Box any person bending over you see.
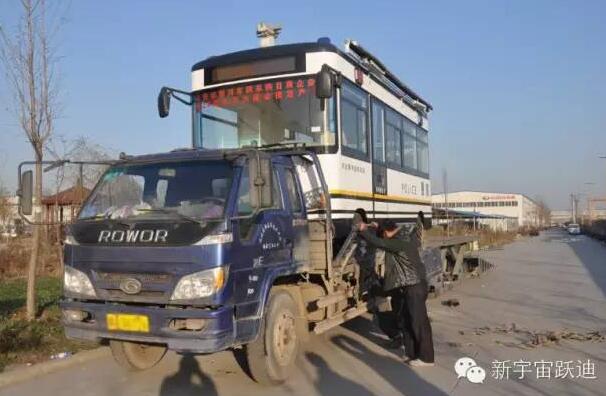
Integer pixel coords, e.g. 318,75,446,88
357,219,435,367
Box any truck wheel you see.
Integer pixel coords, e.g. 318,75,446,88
246,290,300,385
109,340,167,371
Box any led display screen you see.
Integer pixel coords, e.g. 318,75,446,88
210,56,296,83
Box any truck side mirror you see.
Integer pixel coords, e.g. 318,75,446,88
19,170,33,215
158,87,171,118
249,156,273,209
315,65,333,99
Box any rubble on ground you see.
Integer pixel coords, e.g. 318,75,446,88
469,323,605,348
441,298,460,307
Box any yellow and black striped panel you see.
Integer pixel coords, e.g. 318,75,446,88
328,189,431,206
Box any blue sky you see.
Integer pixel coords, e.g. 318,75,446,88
1,0,605,209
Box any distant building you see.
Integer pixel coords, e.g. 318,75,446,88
0,195,36,236
550,210,573,225
41,185,90,224
432,191,542,229
551,209,606,225
0,185,89,237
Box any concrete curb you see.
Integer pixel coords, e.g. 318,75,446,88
0,347,110,389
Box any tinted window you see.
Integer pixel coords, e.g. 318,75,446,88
237,167,283,215
195,77,336,150
385,123,402,166
237,170,253,216
284,168,302,213
371,100,385,163
80,161,233,221
385,108,403,167
416,128,429,174
403,121,417,170
341,81,368,156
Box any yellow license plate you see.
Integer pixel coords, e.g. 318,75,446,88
106,313,150,332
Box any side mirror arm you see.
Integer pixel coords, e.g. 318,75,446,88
158,86,193,118
15,159,115,226
168,87,193,106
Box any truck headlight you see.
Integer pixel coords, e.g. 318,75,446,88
64,266,96,297
170,267,227,301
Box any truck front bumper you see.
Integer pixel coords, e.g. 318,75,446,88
60,300,235,354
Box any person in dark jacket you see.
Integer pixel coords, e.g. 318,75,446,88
352,209,375,271
357,217,435,367
351,210,402,341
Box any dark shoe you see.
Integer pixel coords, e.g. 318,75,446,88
384,337,403,349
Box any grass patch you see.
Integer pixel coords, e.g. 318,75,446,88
0,277,62,317
0,277,96,372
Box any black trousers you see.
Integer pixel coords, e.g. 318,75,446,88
390,282,434,363
376,310,400,340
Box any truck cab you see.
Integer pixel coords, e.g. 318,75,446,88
56,147,338,383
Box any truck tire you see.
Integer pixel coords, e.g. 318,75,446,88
109,340,167,371
246,290,300,385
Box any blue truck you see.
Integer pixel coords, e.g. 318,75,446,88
19,144,370,384
16,36,445,384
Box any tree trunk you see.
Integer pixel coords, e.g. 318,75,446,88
55,215,63,274
26,158,42,320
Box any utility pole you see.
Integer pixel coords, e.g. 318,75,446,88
571,193,578,224
584,182,595,223
442,168,449,237
570,194,576,223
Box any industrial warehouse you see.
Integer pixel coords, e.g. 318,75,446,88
432,190,542,231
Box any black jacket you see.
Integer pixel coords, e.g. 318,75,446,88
360,226,426,291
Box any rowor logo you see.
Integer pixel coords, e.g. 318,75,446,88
98,229,169,243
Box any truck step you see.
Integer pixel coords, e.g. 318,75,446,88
311,291,347,310
312,303,368,334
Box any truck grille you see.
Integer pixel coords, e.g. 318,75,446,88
104,290,165,299
92,271,173,302
95,272,171,284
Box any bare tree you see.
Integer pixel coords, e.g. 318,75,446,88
45,135,76,265
0,0,63,320
61,136,113,190
45,136,112,266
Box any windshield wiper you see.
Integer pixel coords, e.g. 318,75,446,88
78,213,130,227
135,208,206,225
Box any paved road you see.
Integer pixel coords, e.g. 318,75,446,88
1,229,605,396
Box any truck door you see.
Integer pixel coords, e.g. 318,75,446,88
232,163,293,311
279,163,309,269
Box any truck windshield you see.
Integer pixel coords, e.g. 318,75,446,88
193,76,336,149
79,161,233,221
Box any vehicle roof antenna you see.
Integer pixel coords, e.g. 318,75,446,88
257,22,282,47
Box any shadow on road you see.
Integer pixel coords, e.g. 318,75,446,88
330,316,448,396
331,334,448,396
543,230,606,298
341,315,392,349
159,354,218,396
306,352,375,396
565,235,606,300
